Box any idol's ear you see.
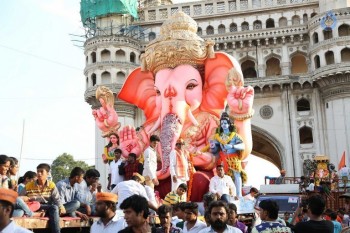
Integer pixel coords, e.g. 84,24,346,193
118,68,159,124
201,52,242,117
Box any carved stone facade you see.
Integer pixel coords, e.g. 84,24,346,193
83,0,350,179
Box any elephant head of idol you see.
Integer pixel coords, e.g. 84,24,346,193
118,12,243,179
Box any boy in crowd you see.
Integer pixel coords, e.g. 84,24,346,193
251,200,291,233
182,202,206,233
228,203,248,233
19,163,64,233
163,183,187,206
155,205,182,233
107,148,124,190
119,194,152,233
292,194,333,233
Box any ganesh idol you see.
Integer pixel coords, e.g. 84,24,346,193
93,11,254,200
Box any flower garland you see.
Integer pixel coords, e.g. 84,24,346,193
214,132,236,145
187,153,195,201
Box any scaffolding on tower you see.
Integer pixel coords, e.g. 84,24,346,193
80,0,146,39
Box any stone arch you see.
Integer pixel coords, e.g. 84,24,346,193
314,55,320,69
116,71,126,84
266,18,275,28
291,53,308,74
312,32,319,44
241,21,249,31
218,24,225,34
323,30,333,40
265,56,281,76
101,49,110,62
197,27,202,35
339,24,350,37
303,14,308,24
241,59,257,78
279,17,287,27
116,49,126,62
130,52,136,63
91,73,96,86
253,20,262,30
149,32,156,41
297,98,310,112
325,51,335,65
206,25,214,35
101,71,111,84
252,125,285,169
230,23,237,32
292,15,300,25
299,126,313,144
341,48,350,62
91,52,96,63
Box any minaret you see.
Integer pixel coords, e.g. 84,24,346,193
309,0,350,165
80,0,145,186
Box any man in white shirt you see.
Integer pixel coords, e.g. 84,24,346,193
198,201,242,233
111,173,157,210
90,192,123,233
170,138,189,191
183,202,207,233
209,164,236,203
143,135,160,188
0,188,33,233
107,148,124,191
306,179,315,192
243,187,258,202
339,165,350,178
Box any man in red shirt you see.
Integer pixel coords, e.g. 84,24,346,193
122,153,143,181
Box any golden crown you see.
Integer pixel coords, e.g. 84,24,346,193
140,11,215,74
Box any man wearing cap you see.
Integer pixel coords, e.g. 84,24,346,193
0,188,33,233
143,135,160,188
111,173,157,211
169,139,189,191
91,192,126,233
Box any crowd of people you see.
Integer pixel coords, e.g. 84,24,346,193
1,132,349,233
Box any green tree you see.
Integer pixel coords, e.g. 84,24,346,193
51,153,91,183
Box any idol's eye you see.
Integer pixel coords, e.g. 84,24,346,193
155,88,161,96
186,83,198,90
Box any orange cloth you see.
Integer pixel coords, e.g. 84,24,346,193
217,151,238,174
0,188,18,204
175,149,188,178
96,192,117,203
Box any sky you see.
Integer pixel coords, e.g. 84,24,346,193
0,0,280,189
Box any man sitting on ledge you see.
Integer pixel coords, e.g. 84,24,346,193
19,163,64,233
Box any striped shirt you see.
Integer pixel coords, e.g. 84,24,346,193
163,191,186,206
19,180,62,207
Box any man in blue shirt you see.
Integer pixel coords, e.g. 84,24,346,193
56,167,88,220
